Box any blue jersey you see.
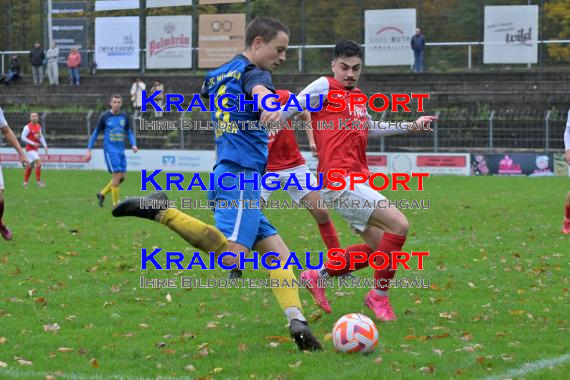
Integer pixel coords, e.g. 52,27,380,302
88,111,136,154
201,54,275,173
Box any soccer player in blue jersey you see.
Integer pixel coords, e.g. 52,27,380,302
112,17,322,351
85,95,138,207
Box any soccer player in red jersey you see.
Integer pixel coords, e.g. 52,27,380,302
562,109,570,234
229,89,341,279
0,106,30,240
21,112,48,188
282,40,437,321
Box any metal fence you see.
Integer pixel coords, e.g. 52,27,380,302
1,108,567,153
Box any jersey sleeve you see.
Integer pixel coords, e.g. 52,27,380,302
88,113,106,149
242,67,275,97
21,125,33,145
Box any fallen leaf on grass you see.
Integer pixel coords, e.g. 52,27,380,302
374,357,383,365
419,366,434,374
0,337,6,344
0,361,6,368
198,348,210,357
323,333,332,342
432,349,444,356
238,343,248,352
17,359,32,366
439,312,457,320
268,342,279,348
166,293,172,303
43,323,60,333
288,361,302,369
460,332,473,341
156,342,166,348
265,335,290,343
89,358,99,368
139,324,149,329
404,335,417,341
213,367,223,373
185,364,196,372
28,289,36,297
206,322,218,329
57,347,73,353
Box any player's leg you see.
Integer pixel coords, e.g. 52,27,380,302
563,191,570,234
227,174,274,279
97,151,115,207
113,191,229,256
0,168,12,240
109,154,128,206
253,229,322,351
23,151,37,188
110,172,123,206
34,155,45,187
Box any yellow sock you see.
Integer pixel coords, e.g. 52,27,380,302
158,208,227,255
269,267,302,311
100,180,113,196
111,186,120,206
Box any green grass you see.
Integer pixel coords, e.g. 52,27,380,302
0,169,569,379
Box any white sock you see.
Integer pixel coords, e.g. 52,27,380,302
284,307,306,323
374,289,388,297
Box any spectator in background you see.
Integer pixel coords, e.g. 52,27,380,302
67,48,81,86
410,28,425,73
46,42,60,86
1,55,21,86
130,78,146,119
150,80,165,118
29,41,45,86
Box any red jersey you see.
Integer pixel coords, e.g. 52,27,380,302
24,123,42,152
309,77,371,186
266,90,305,171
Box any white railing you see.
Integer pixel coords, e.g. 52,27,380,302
3,39,570,74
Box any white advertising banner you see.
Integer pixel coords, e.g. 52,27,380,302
0,149,215,173
146,16,192,69
147,0,191,7
95,0,139,11
95,17,140,69
364,9,416,66
484,5,538,64
303,152,470,176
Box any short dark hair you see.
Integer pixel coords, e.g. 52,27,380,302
245,17,290,47
333,39,363,60
110,94,122,101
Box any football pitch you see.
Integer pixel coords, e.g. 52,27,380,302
0,168,568,379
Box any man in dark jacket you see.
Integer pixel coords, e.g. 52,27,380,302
29,41,45,86
1,55,21,86
410,28,425,73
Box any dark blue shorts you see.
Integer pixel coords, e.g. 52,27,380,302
207,162,278,250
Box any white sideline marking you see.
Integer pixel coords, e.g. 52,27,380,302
483,353,570,380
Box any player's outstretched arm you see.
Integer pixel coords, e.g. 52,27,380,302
2,126,29,167
280,77,330,121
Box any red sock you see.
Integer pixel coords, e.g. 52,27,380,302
565,205,570,219
318,221,340,250
324,244,373,277
24,167,32,183
374,233,407,291
35,165,41,182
